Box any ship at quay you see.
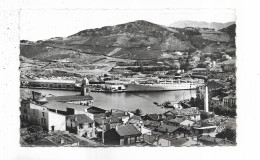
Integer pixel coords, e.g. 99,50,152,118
124,78,204,92
102,77,204,92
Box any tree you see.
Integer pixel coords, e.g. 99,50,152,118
216,127,236,143
190,97,196,107
133,109,143,116
200,111,211,120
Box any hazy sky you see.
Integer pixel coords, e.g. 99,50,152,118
20,9,236,41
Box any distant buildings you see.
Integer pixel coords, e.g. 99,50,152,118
220,59,236,72
163,108,201,122
46,78,94,106
21,79,76,90
192,68,207,76
223,95,236,108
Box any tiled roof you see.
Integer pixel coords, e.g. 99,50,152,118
95,118,109,125
108,117,121,123
198,135,223,143
116,124,142,136
143,134,159,144
44,101,88,112
32,138,58,146
67,114,94,124
47,94,93,102
87,106,106,114
111,109,128,117
146,114,159,120
159,136,188,146
95,117,121,125
167,118,184,124
128,119,141,124
44,132,82,146
170,138,189,146
143,120,160,127
180,120,195,126
158,124,180,133
170,108,200,116
129,115,142,121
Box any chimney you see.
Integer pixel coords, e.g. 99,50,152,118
204,86,209,112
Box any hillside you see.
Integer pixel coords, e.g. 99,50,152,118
20,20,235,62
169,20,235,30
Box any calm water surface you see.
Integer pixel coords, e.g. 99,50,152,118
21,88,196,114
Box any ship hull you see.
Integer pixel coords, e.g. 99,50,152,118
125,83,199,92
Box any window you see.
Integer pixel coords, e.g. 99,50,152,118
79,123,83,129
42,112,45,117
89,123,92,128
24,109,27,114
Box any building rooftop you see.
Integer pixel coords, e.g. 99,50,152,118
29,78,76,84
167,118,184,124
158,124,180,133
180,120,195,126
143,120,160,127
95,117,122,125
143,134,159,144
87,106,107,114
32,138,58,146
198,135,223,144
168,108,201,116
116,124,142,137
44,101,89,112
47,94,93,102
67,114,94,124
192,68,207,71
159,136,189,146
143,114,160,121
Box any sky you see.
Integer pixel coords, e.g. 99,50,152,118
20,9,236,41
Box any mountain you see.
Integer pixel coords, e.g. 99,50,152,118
169,20,235,30
20,20,235,62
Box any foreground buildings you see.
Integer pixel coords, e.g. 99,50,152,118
20,72,236,146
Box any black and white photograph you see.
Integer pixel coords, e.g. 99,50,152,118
2,0,260,160
18,8,237,147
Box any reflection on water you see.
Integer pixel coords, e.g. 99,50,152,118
21,88,196,114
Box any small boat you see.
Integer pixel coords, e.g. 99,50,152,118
162,101,175,108
153,102,158,105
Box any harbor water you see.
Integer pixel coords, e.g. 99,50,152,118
21,88,196,114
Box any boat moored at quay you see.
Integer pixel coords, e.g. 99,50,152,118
102,78,204,92
124,78,204,92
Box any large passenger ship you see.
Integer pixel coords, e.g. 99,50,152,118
124,78,204,92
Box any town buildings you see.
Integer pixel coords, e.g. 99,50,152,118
104,124,142,146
